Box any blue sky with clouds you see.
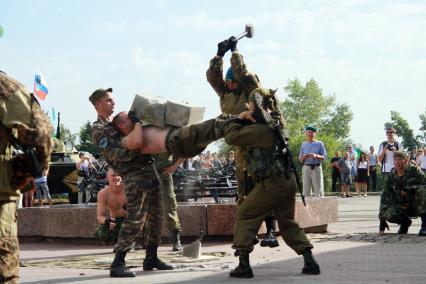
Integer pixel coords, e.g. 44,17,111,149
1,0,425,150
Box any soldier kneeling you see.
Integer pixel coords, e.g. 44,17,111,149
379,151,426,236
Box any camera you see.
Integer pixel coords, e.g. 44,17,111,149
385,143,395,151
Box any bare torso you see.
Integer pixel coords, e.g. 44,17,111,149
140,126,169,154
98,186,127,218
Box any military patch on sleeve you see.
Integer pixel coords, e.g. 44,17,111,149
99,137,108,149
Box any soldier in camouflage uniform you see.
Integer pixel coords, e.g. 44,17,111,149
379,151,426,236
206,36,279,248
1,71,53,283
224,93,320,278
89,88,173,278
153,152,182,251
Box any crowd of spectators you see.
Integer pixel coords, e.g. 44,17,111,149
328,127,426,197
184,150,236,174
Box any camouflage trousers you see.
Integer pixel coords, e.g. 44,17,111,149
232,171,312,254
94,217,125,243
0,201,19,284
382,188,426,224
219,122,311,253
114,174,163,252
159,174,181,232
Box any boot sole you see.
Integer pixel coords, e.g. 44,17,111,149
229,272,254,278
110,272,136,278
302,267,321,275
260,241,279,248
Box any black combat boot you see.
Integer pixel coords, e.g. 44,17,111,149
229,251,254,278
397,217,412,234
251,92,272,124
419,214,426,236
143,244,174,271
172,230,182,251
301,247,320,275
260,217,279,248
110,251,136,278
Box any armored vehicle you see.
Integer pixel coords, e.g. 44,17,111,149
47,137,80,203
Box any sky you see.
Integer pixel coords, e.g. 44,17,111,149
1,0,425,152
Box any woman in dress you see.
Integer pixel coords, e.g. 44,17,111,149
356,152,370,197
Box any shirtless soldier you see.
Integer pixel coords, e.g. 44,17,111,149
95,168,144,249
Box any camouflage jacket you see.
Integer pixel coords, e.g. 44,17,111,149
91,116,156,183
379,165,425,218
0,72,53,201
206,52,260,115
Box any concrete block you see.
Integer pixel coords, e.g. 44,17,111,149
295,197,338,229
131,94,205,128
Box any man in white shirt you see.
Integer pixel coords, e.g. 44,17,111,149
378,127,402,175
417,147,426,174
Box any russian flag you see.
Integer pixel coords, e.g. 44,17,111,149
34,71,48,100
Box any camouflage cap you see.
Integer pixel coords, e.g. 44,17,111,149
393,150,408,160
89,88,113,105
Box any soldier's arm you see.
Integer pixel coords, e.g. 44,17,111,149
121,122,143,150
206,56,227,97
230,52,260,93
96,188,108,225
91,124,138,162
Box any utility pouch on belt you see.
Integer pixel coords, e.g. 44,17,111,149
246,147,271,182
0,121,42,187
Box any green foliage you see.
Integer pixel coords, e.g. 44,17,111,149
76,121,99,155
418,110,426,146
384,111,420,150
282,78,353,140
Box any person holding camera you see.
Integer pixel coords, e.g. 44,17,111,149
378,127,402,176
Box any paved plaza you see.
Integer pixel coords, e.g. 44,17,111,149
19,196,425,284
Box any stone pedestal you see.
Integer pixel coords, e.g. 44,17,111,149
17,197,338,239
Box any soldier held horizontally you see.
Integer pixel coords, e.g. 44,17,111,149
112,91,321,278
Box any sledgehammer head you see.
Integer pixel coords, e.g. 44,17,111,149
245,24,254,38
237,24,254,41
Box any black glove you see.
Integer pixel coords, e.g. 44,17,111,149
128,110,140,124
228,36,238,52
104,218,111,229
379,219,389,231
217,39,229,57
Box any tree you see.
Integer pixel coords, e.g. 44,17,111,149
77,121,99,155
282,78,353,139
419,109,426,146
384,111,420,150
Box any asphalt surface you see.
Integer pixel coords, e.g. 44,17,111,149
19,196,426,284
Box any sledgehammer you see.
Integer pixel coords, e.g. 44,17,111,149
236,24,254,41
